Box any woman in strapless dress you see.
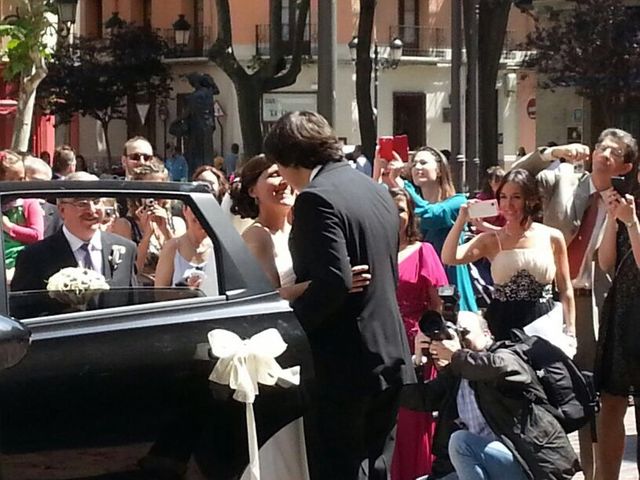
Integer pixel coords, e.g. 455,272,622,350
442,169,576,355
230,155,372,480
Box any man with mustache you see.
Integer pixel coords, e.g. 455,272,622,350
11,174,137,294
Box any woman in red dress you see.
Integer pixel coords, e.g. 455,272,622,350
389,188,448,480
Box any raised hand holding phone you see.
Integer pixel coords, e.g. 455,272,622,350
467,199,499,219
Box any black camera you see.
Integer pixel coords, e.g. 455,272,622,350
419,310,456,341
418,285,462,341
437,284,459,324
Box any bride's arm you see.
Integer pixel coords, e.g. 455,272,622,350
279,265,371,302
551,229,575,336
242,226,281,288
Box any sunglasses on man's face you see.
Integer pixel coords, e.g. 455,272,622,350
126,153,153,162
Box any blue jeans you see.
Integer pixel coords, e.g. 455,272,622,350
447,430,528,480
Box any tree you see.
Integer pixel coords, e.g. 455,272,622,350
464,0,512,172
524,0,640,138
208,0,310,156
39,25,172,163
0,0,56,152
354,0,376,162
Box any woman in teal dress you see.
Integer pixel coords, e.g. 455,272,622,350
385,146,477,312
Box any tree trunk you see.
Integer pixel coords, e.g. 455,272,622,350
11,76,38,152
101,120,112,166
236,77,264,157
477,0,511,171
356,0,376,161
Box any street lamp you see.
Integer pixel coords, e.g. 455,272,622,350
173,14,191,53
56,0,78,25
349,36,403,112
104,12,125,37
56,0,78,40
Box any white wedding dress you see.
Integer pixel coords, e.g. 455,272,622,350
240,231,310,480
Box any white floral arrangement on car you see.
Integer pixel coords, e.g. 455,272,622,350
47,267,110,310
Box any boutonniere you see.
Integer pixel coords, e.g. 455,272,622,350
109,245,126,270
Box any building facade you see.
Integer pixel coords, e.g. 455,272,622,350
58,0,537,171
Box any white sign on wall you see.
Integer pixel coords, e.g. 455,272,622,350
262,93,317,122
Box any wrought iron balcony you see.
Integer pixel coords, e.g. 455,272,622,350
255,23,317,57
389,25,450,59
159,26,212,59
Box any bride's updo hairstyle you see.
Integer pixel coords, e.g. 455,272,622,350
229,154,274,219
495,168,541,226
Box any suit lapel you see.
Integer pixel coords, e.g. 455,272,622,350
100,234,113,281
569,174,592,234
52,230,78,269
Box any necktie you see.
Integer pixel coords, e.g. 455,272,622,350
79,243,95,271
567,193,599,280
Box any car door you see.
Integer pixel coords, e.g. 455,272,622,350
0,183,312,478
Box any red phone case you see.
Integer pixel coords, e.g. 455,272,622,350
378,136,394,161
393,135,409,162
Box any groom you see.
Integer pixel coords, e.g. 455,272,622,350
264,111,415,479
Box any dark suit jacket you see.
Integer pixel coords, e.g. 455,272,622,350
289,161,415,395
11,229,137,293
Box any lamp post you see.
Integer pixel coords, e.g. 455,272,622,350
158,98,169,159
53,0,78,40
349,36,403,130
173,14,191,55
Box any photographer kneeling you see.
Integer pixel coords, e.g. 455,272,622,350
402,311,580,480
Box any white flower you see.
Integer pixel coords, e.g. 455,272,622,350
109,245,126,270
47,267,110,307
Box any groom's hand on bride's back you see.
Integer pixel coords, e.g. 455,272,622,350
349,265,371,293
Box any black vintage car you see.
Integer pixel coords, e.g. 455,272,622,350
0,181,312,480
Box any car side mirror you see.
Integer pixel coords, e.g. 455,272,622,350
0,316,30,370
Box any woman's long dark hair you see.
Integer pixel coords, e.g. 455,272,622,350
411,146,456,200
495,168,541,226
389,187,422,243
229,155,274,219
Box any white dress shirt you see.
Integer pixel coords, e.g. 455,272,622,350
572,178,606,289
63,226,103,274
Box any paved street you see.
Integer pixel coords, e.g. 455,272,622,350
571,406,638,480
3,408,639,479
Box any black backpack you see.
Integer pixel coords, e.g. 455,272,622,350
508,329,599,434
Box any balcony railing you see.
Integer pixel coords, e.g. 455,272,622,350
389,25,526,64
255,23,318,57
159,26,212,58
389,25,450,59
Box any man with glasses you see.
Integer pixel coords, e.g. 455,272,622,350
12,176,137,294
512,128,639,480
122,136,155,179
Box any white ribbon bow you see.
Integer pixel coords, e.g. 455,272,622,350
208,328,301,480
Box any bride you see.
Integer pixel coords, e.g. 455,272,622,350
230,155,369,479
441,168,576,355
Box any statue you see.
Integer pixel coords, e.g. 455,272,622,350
170,73,220,173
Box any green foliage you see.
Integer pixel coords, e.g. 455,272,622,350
524,0,640,105
39,24,173,125
0,1,56,80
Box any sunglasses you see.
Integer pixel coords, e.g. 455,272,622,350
126,153,153,162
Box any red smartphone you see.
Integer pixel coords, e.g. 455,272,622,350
393,135,410,162
378,136,394,161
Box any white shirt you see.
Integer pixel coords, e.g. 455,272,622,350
309,165,322,183
63,226,103,274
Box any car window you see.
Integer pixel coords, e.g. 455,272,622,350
3,192,225,320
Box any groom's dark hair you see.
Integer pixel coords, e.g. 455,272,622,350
264,111,343,169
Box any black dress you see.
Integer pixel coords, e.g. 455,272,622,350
595,222,640,396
